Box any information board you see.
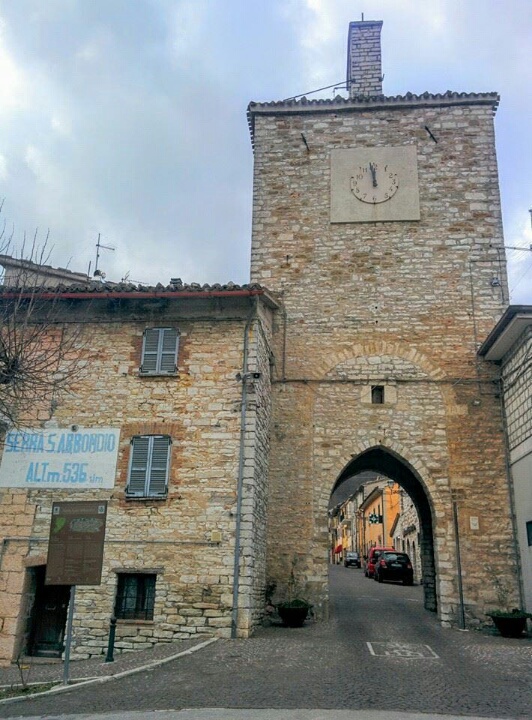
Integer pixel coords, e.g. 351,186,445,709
0,428,119,489
45,501,108,585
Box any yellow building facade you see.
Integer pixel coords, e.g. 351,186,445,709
357,483,401,557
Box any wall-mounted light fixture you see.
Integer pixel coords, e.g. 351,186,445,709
236,372,261,381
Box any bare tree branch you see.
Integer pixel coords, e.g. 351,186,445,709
0,202,89,429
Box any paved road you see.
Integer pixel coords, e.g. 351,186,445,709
1,566,530,718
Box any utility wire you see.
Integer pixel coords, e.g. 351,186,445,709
507,245,532,300
283,80,347,102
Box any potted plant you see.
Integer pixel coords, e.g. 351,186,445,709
485,570,531,638
486,608,531,638
274,558,313,628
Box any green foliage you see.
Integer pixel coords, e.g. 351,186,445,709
487,608,532,619
0,682,57,699
277,598,312,610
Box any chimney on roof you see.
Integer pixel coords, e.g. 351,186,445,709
346,20,383,98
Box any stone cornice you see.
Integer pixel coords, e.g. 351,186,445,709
247,90,500,147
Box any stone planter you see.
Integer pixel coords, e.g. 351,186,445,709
277,601,312,628
487,612,531,638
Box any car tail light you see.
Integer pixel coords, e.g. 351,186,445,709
379,560,386,567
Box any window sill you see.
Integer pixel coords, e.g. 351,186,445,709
125,495,168,502
138,372,178,378
115,618,154,625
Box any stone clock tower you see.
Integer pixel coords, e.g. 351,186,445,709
248,20,517,627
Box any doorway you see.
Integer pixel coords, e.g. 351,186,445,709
28,566,70,657
330,446,437,613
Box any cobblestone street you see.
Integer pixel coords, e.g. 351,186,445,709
1,566,530,719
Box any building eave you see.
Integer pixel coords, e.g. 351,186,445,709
359,486,382,511
0,254,89,284
247,91,500,148
0,284,280,310
478,305,532,361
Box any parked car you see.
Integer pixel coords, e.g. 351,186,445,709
374,551,414,585
364,546,395,578
344,551,361,568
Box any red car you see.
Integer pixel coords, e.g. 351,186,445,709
364,546,395,578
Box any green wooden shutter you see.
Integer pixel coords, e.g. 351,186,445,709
127,436,150,496
140,329,160,374
127,436,171,497
141,328,178,374
159,328,179,373
147,436,171,496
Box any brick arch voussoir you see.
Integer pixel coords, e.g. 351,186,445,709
337,434,445,503
315,340,447,382
313,339,455,407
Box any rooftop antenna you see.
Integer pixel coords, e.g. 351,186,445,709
93,233,115,279
120,270,149,286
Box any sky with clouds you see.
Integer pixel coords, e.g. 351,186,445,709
0,0,530,303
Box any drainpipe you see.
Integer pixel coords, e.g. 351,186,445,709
231,298,258,638
452,498,466,630
498,376,525,609
281,298,287,381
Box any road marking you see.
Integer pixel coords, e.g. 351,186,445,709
366,641,439,658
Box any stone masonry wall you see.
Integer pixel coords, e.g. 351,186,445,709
398,494,422,584
250,99,517,626
0,304,273,663
0,491,37,662
234,302,274,636
347,21,383,97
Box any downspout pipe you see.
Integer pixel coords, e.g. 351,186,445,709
452,499,466,630
498,376,526,610
231,298,258,638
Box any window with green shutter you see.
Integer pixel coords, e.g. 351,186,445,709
140,327,179,375
126,435,171,498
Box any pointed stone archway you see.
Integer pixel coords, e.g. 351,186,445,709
331,445,436,613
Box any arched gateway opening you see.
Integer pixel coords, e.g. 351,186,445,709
330,445,436,613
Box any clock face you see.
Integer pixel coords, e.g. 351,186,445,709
350,162,399,204
331,146,420,223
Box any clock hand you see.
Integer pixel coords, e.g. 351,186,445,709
369,162,378,187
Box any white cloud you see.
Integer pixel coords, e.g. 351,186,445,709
0,17,27,114
75,28,113,64
75,40,102,63
280,0,455,95
169,0,209,64
0,153,7,180
0,0,529,303
51,113,72,137
296,0,338,49
507,216,532,303
24,145,61,188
